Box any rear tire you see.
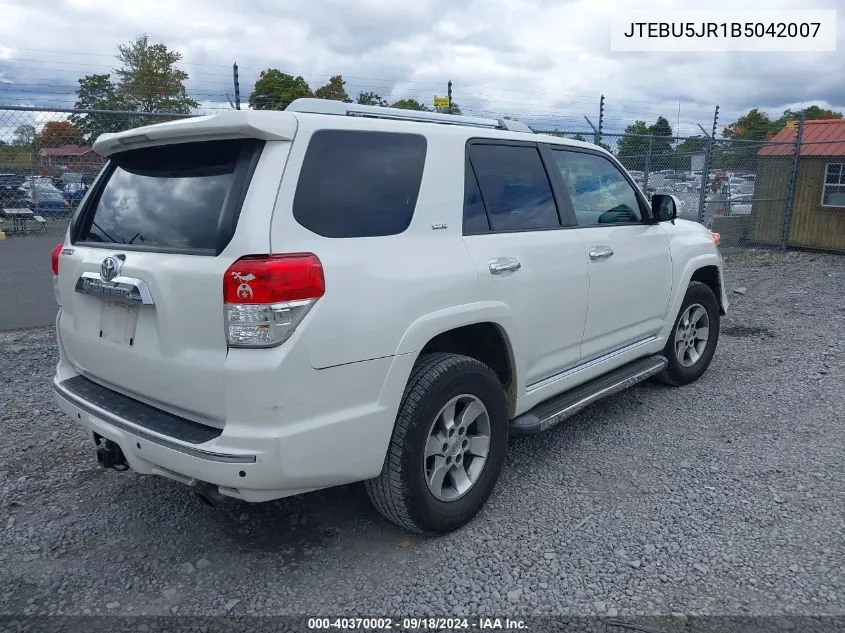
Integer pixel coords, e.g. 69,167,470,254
657,281,720,386
365,353,509,534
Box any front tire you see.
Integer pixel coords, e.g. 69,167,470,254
657,281,721,386
365,353,509,534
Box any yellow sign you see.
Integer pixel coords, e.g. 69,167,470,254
785,120,798,130
433,96,450,108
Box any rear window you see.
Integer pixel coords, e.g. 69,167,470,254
75,139,262,253
292,130,427,238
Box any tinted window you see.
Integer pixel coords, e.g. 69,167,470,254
463,164,490,233
78,139,258,251
468,144,559,232
293,130,427,238
552,150,643,225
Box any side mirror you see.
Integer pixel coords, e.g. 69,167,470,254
652,194,678,223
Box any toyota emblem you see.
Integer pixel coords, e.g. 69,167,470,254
100,255,123,282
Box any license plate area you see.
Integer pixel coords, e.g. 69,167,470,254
99,301,139,346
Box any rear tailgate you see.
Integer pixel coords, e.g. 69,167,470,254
56,128,294,426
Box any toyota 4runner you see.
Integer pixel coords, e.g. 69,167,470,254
51,99,728,534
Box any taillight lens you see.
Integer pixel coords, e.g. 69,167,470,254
51,243,64,306
223,254,325,348
51,243,63,275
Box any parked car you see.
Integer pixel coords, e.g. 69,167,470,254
1,174,26,208
27,187,70,213
50,99,728,534
1,194,29,212
0,173,25,190
728,182,754,197
63,182,89,203
19,177,61,196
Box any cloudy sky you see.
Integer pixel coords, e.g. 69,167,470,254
0,0,843,136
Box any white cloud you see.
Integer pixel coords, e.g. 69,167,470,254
0,0,842,136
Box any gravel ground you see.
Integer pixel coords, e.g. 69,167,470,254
0,250,843,620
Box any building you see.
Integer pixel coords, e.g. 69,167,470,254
752,119,845,252
39,145,103,172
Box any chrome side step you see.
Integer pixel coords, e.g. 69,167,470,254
509,355,667,437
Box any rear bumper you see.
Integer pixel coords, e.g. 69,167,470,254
52,351,416,503
54,379,276,499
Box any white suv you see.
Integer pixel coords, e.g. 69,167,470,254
51,99,728,534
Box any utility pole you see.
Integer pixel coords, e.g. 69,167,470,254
782,112,805,251
597,94,605,146
447,80,452,112
697,105,719,223
233,63,241,110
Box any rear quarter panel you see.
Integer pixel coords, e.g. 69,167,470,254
269,119,478,370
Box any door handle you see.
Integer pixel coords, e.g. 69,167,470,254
489,257,522,275
588,246,614,261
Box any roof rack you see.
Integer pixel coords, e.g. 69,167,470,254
285,98,533,134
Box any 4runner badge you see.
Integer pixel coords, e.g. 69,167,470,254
231,272,256,300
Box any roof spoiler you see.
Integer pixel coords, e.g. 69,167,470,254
93,110,297,157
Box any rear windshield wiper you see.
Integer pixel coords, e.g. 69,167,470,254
92,221,118,244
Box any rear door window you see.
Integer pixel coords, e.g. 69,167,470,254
75,139,262,254
467,143,561,232
292,130,427,238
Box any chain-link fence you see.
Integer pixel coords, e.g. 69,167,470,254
0,106,191,233
539,123,845,254
1,104,843,253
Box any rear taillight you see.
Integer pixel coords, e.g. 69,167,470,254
223,253,325,348
51,243,63,275
51,243,63,306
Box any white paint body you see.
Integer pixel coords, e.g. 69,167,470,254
52,108,729,502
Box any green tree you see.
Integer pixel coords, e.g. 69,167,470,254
774,105,843,130
722,108,777,141
570,133,587,142
69,36,198,144
314,75,351,102
248,69,312,110
786,105,842,120
616,120,651,171
647,116,674,154
12,124,36,146
672,135,708,171
435,102,463,115
113,34,198,114
357,92,387,106
69,74,130,144
390,98,430,111
674,135,708,154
